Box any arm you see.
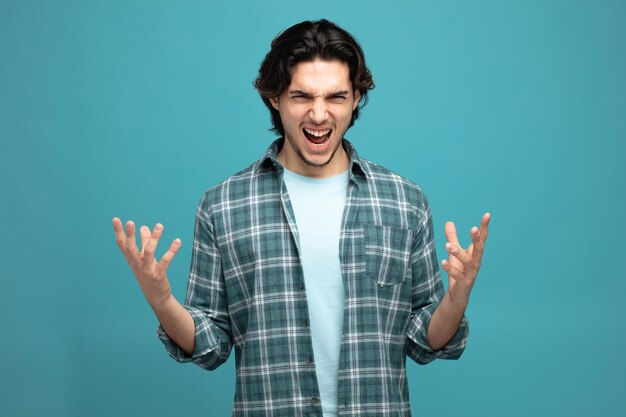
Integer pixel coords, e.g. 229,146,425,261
428,213,490,350
158,199,233,369
405,200,474,364
112,218,195,355
112,202,233,369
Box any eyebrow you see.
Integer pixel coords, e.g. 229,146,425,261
288,89,350,97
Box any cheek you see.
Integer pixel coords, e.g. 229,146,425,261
338,107,355,123
281,108,304,124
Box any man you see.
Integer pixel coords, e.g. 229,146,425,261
113,19,490,417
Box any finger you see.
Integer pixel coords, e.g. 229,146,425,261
479,212,490,242
444,221,460,246
445,249,477,277
124,220,139,253
112,217,126,249
441,259,464,280
444,252,465,276
142,223,164,266
445,241,471,265
139,225,151,253
473,212,491,254
468,226,479,257
155,238,182,275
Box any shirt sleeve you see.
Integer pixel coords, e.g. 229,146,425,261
157,193,233,371
405,197,469,365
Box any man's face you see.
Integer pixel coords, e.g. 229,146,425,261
270,59,360,178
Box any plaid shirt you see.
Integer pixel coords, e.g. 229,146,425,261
158,139,469,417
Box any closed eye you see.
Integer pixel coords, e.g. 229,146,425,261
288,90,350,104
327,95,348,104
290,94,311,103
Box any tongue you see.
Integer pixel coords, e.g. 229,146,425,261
304,130,329,144
309,135,325,144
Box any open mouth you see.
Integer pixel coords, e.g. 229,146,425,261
303,128,332,146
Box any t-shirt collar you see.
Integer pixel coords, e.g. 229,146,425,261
258,138,371,179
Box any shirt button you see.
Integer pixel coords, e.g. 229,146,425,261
306,356,313,365
311,397,320,404
300,283,304,290
303,319,308,327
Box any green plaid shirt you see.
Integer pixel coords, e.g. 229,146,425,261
158,139,469,417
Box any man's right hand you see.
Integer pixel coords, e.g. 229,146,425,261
112,217,182,311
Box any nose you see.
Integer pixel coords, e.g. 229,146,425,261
308,96,328,123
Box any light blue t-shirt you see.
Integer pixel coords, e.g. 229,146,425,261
282,167,348,417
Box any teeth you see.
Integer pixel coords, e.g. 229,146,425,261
304,128,330,137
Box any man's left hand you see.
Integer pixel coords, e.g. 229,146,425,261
440,212,491,307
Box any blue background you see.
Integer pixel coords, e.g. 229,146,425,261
2,1,624,416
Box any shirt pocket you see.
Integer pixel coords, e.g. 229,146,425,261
365,225,413,287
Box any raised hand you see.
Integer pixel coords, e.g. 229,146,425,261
440,213,490,307
112,217,182,310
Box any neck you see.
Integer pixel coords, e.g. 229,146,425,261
277,141,349,179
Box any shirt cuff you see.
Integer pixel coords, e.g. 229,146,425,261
406,308,470,364
156,305,225,363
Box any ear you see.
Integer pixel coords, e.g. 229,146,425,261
352,90,361,110
269,97,279,110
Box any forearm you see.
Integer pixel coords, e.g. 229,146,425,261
151,295,196,356
427,291,467,351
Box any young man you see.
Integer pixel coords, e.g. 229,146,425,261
113,19,490,417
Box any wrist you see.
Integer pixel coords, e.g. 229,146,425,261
148,292,175,315
444,291,469,313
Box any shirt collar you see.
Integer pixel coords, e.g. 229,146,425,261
258,138,371,179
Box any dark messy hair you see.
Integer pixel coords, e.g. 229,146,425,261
255,19,375,137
